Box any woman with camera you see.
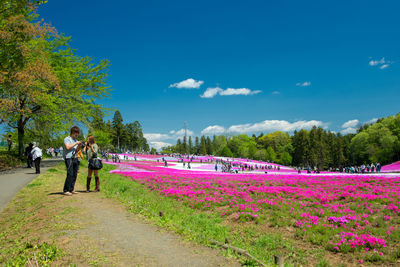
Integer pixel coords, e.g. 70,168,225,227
84,135,101,192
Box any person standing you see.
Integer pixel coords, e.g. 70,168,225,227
84,136,100,192
7,135,12,151
25,143,34,168
63,126,82,196
31,142,42,174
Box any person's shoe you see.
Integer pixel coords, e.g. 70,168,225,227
71,191,79,194
63,192,73,196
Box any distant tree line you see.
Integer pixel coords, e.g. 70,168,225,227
164,113,400,169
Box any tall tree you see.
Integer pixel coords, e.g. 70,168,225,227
188,136,193,154
194,136,199,154
199,136,207,155
112,110,123,150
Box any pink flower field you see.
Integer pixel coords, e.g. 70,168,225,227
106,157,400,262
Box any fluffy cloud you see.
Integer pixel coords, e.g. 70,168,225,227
367,118,378,124
174,128,194,136
272,91,280,95
340,118,378,134
296,81,311,87
341,119,360,129
369,57,392,69
220,88,262,96
227,120,326,133
144,133,171,142
200,87,222,98
149,141,173,150
380,64,389,69
200,87,261,98
200,120,327,135
169,78,204,89
201,125,226,135
341,127,357,135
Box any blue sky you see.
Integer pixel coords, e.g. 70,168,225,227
35,0,400,148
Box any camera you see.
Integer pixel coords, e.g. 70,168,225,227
80,141,86,148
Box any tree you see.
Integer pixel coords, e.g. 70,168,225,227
265,146,276,162
220,145,233,157
194,136,199,154
0,11,111,156
188,136,193,154
112,111,123,150
199,136,207,155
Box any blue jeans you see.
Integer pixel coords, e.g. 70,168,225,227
63,158,79,192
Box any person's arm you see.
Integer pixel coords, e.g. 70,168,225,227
64,140,81,150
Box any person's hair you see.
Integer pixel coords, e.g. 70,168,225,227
88,135,96,144
70,126,80,135
8,135,11,137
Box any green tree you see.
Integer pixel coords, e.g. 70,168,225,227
199,136,207,155
112,111,123,150
188,136,193,154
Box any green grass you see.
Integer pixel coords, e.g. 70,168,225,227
90,162,303,266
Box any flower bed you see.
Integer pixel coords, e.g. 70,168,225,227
107,159,400,261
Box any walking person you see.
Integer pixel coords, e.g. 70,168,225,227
31,142,43,174
84,135,100,192
63,126,82,196
25,143,34,168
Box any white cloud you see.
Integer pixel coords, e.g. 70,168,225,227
149,141,173,150
366,118,378,124
272,91,280,95
340,118,378,135
201,125,226,135
199,120,326,135
200,87,261,98
380,64,389,69
369,57,392,69
219,88,262,96
174,129,194,136
342,119,359,129
169,78,204,89
200,87,223,98
144,133,171,142
296,81,311,87
341,127,357,135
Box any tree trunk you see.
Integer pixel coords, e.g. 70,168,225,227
17,121,25,157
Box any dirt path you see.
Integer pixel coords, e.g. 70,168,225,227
61,191,240,266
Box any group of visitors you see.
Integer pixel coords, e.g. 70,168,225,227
24,142,43,174
296,163,383,174
46,147,64,157
341,163,382,173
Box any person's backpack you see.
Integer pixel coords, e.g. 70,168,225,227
89,156,103,170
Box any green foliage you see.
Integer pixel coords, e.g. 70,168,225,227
350,113,400,164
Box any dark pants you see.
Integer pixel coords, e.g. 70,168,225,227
28,155,33,168
63,158,79,193
34,157,41,174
